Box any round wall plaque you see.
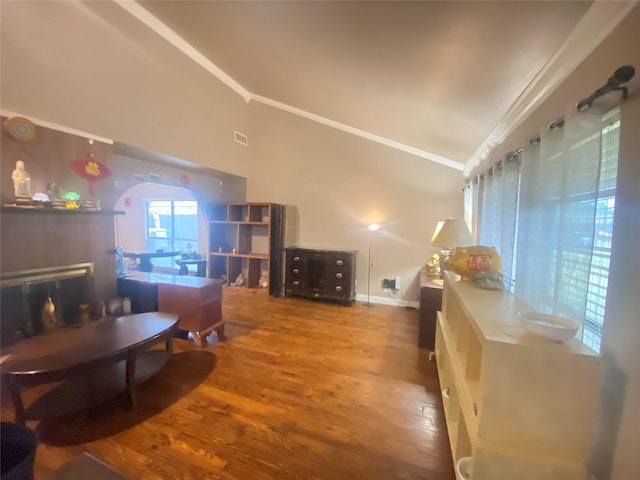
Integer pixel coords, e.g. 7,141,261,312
4,116,36,142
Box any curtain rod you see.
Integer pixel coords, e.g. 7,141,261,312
466,64,635,184
577,65,635,111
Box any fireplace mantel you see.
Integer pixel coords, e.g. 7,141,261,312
1,206,125,215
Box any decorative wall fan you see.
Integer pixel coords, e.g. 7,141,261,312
4,116,36,142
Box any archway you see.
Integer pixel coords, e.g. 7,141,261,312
114,182,208,274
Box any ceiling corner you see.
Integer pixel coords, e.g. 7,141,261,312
463,0,639,177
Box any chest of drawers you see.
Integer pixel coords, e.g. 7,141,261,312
284,247,357,305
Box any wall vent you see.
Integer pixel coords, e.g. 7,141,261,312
234,131,248,146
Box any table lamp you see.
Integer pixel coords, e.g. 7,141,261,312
431,218,474,275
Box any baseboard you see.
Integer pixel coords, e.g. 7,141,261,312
355,293,419,309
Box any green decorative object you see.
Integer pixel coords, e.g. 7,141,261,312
64,191,80,209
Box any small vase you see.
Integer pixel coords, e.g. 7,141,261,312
41,296,57,334
78,304,90,327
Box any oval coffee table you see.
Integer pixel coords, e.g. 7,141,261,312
0,312,179,423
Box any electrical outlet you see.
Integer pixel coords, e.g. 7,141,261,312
382,277,401,290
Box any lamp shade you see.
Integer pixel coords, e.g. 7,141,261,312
430,221,445,243
431,218,474,248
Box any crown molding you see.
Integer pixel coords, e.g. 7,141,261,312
463,0,639,177
114,0,251,103
251,94,464,171
1,110,114,144
117,1,463,171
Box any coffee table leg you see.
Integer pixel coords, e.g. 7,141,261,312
7,377,26,424
165,336,173,356
125,353,137,409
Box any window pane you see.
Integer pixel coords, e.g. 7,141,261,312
145,200,199,269
146,201,172,254
174,201,199,254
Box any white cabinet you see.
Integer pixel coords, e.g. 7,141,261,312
435,272,603,480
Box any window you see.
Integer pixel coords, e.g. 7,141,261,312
146,200,198,269
466,108,620,353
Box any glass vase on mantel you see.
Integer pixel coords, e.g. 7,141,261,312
78,304,90,327
115,246,125,277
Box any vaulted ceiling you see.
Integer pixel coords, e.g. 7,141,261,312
6,1,633,174
131,0,609,173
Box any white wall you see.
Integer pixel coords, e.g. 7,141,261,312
248,102,464,305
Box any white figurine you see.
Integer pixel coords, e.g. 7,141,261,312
12,160,32,198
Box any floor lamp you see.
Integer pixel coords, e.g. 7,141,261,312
364,223,380,307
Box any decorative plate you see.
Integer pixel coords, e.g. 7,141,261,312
4,116,36,142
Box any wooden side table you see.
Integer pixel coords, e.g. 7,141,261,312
419,267,443,350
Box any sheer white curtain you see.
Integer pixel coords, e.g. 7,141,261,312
515,107,620,351
499,156,520,291
477,156,520,291
464,182,474,238
467,105,620,351
479,166,501,250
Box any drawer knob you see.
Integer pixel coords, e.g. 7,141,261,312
336,260,343,266
293,256,300,262
442,388,450,399
336,273,342,279
293,281,299,286
293,268,299,274
335,286,342,292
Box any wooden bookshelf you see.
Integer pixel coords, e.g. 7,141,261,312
208,203,284,295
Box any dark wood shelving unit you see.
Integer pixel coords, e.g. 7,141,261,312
208,203,284,296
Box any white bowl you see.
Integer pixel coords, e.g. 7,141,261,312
455,456,473,480
518,311,580,342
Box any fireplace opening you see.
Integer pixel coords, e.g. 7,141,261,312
1,263,94,346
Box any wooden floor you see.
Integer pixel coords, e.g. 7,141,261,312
2,287,454,480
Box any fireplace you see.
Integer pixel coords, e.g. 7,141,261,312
0,263,94,345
